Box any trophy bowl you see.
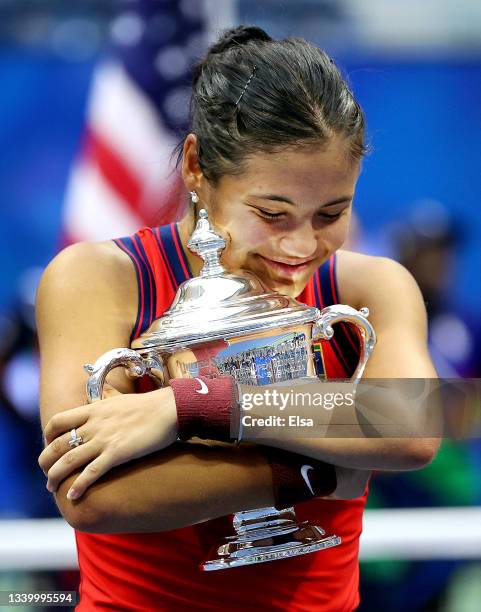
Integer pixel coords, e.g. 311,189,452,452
84,209,376,570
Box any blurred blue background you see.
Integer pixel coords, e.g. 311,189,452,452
1,2,480,318
1,1,480,610
2,39,481,315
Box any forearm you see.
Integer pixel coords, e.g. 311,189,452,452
56,441,274,534
44,383,363,535
255,436,438,471
237,379,441,470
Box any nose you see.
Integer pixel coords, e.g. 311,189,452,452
278,224,318,260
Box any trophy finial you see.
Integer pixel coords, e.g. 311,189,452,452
187,208,226,277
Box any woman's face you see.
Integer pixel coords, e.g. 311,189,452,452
185,136,360,298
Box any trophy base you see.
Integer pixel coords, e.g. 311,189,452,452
201,522,342,571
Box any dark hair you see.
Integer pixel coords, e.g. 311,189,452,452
175,25,367,185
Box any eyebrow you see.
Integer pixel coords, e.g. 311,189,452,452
248,194,353,207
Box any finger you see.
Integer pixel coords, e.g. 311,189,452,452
102,383,122,399
46,441,98,493
39,427,86,474
125,368,140,380
43,407,89,446
66,454,117,501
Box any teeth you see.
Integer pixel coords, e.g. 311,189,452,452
261,255,311,269
275,261,306,266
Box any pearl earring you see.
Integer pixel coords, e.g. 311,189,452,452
190,191,199,204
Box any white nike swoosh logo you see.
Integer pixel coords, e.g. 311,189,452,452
301,465,315,495
194,377,209,394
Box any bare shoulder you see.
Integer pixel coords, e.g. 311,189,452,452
335,249,437,377
36,240,137,330
36,240,139,425
335,249,427,336
38,239,135,292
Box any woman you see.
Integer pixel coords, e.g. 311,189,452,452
37,26,438,611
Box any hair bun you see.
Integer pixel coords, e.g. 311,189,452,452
208,25,272,55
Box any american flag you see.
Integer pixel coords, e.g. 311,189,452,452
61,0,208,244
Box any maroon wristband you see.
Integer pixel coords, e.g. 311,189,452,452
264,447,337,510
170,375,239,442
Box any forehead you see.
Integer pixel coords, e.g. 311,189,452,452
227,138,360,201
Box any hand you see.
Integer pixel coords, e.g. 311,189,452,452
38,386,178,500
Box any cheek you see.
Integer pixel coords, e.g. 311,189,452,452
219,214,268,262
206,199,269,270
242,220,270,246
320,216,351,251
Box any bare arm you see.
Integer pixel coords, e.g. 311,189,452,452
37,242,363,534
36,243,274,531
251,254,440,470
54,441,275,533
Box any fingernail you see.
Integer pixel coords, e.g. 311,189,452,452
67,488,80,500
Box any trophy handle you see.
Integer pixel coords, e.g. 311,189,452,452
312,305,376,382
83,348,164,403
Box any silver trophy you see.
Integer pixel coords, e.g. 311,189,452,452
84,209,376,570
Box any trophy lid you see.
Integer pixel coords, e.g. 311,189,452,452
131,209,319,352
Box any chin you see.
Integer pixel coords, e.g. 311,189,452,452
234,253,313,297
262,277,307,299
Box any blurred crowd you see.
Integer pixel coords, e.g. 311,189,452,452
352,201,481,611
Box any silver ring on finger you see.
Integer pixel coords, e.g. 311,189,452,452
68,428,83,449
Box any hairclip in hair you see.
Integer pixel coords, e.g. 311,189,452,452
234,65,257,108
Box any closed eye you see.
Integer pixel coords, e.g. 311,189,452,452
319,210,344,219
256,209,284,220
254,207,344,222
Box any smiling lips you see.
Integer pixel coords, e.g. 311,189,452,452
259,255,314,278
